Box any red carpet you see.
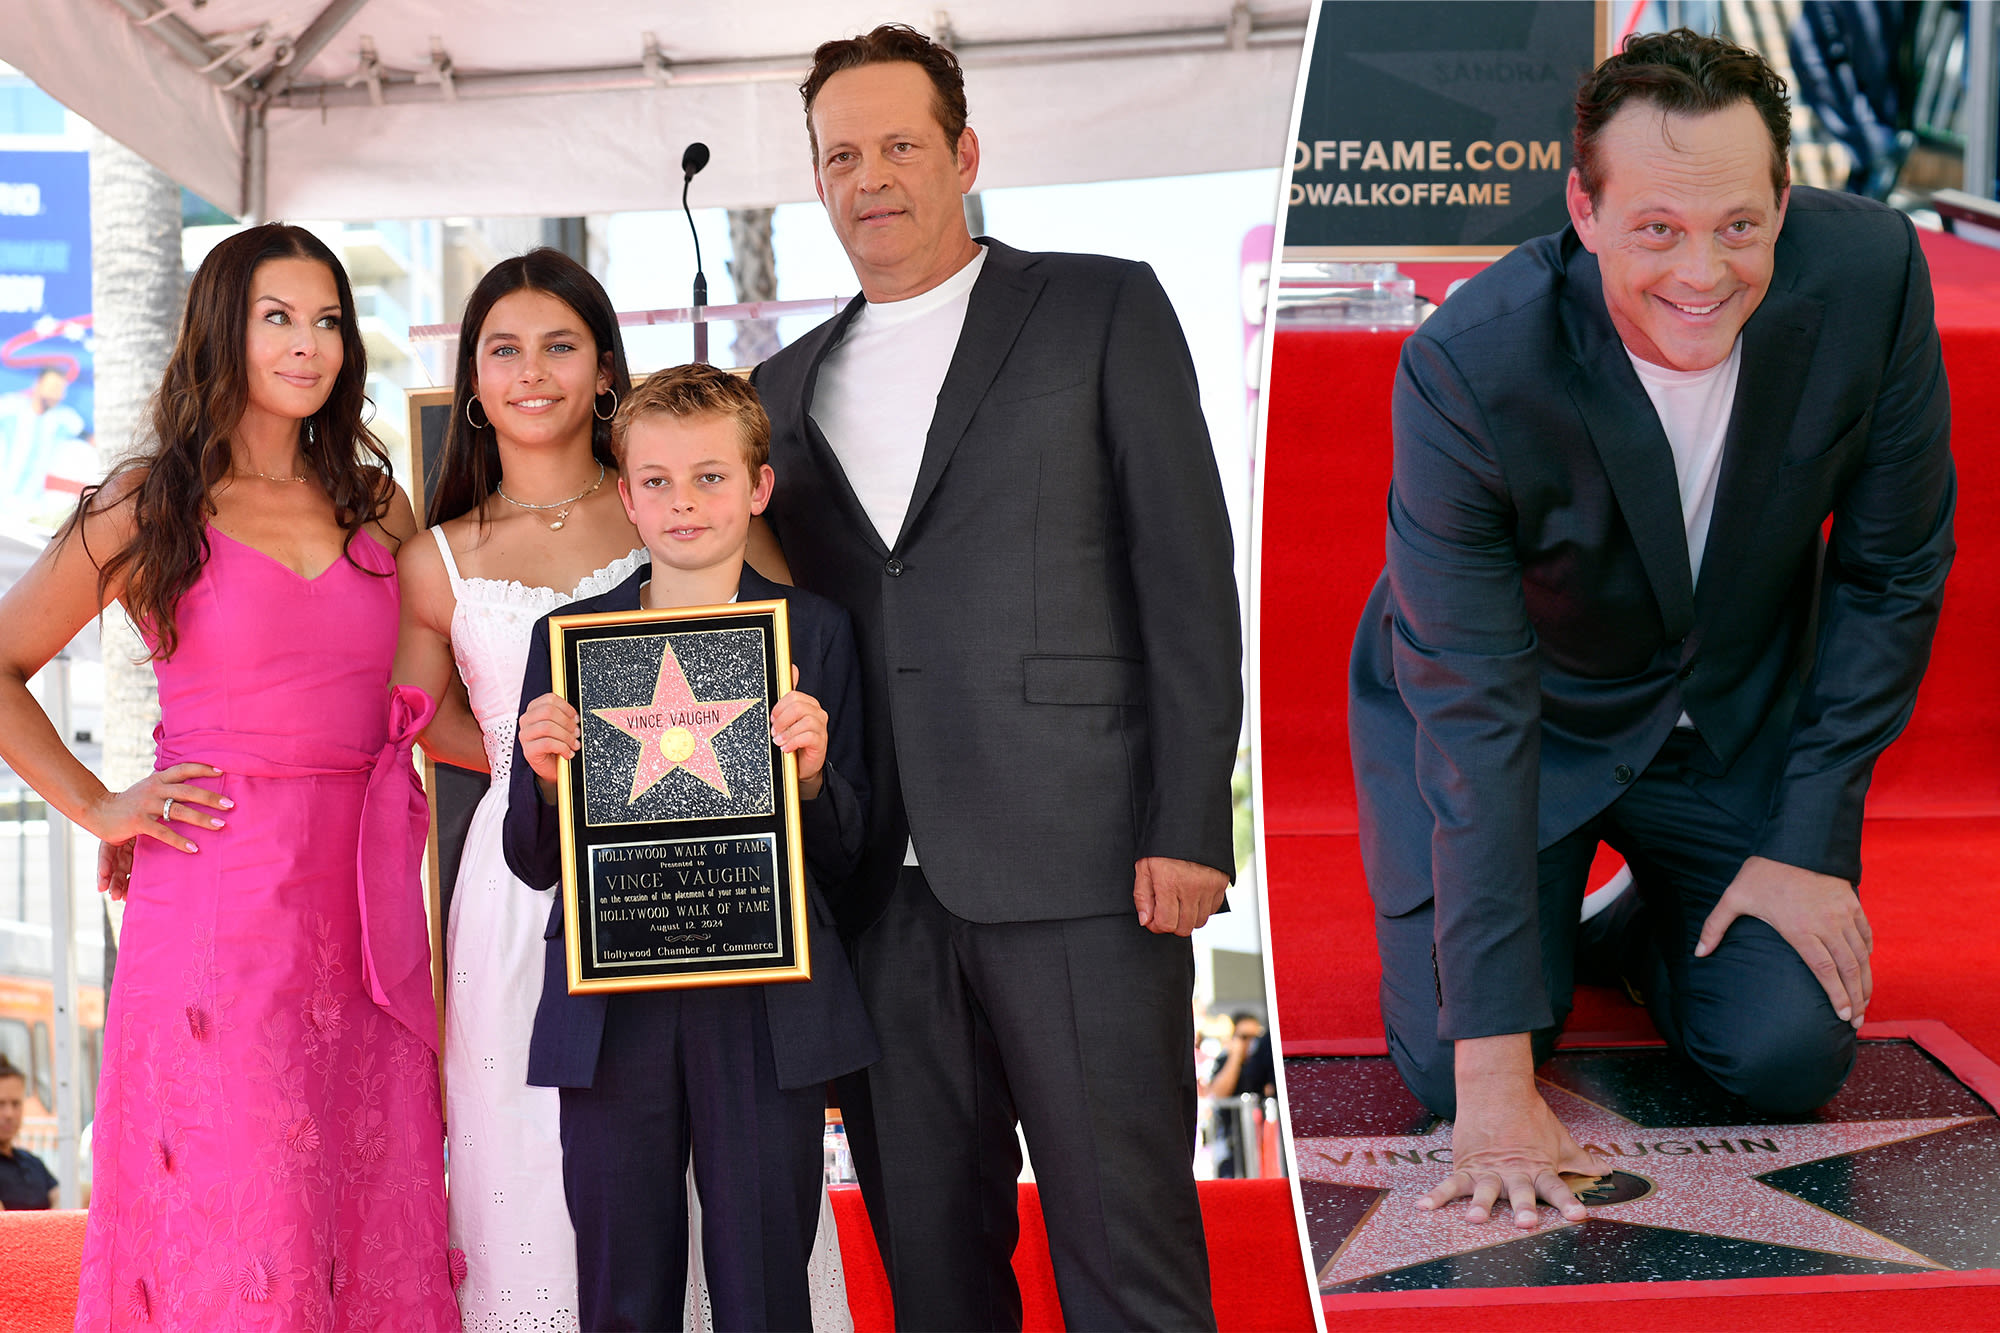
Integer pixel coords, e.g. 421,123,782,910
0,1179,1314,1332
833,1180,1313,1331
1258,230,2000,1324
0,1208,83,1332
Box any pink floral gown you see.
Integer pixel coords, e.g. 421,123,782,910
73,527,459,1332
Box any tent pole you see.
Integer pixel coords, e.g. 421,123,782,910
258,0,375,101
244,101,269,224
273,16,1311,112
43,656,81,1210
105,0,223,80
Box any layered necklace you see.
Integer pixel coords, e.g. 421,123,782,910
496,461,606,532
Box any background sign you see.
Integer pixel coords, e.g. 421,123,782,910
0,150,91,527
1285,1,1605,257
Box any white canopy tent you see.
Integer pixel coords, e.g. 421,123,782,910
0,1,1305,220
0,2,1297,1205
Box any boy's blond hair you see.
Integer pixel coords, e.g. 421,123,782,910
612,364,771,471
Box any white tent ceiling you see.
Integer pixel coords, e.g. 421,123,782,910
0,1,1304,221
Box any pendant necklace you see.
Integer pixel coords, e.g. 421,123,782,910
496,462,605,531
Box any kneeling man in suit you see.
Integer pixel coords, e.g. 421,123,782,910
1350,29,1954,1228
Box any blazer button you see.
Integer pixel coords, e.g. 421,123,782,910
1677,661,1697,681
1613,764,1634,784
884,558,904,577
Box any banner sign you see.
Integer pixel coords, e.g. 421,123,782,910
1285,2,1605,258
0,150,91,528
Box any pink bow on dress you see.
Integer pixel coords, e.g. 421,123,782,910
357,684,442,1050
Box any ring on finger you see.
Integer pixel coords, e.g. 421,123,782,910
162,797,174,822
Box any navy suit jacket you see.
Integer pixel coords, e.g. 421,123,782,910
502,563,880,1090
1348,187,1955,1041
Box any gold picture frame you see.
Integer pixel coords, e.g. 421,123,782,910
548,598,810,994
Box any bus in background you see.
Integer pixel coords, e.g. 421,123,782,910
0,933,105,1159
1,768,108,1162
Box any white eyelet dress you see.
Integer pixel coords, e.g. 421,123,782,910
435,531,647,1333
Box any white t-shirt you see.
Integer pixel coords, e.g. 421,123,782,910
1627,338,1743,727
810,246,988,865
811,246,988,547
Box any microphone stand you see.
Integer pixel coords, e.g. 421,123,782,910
683,170,708,365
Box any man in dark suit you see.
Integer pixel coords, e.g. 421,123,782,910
748,24,1241,1332
1350,29,1954,1229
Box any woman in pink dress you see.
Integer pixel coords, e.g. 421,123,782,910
0,223,457,1331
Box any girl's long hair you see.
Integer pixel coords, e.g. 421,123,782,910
71,223,389,660
427,248,631,528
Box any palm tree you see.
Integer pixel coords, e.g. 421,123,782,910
88,130,184,920
727,207,779,365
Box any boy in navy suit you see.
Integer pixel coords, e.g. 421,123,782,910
503,363,877,1332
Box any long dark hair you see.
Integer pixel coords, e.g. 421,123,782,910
71,223,389,660
427,249,630,528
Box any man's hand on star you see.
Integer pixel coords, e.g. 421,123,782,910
1424,1033,1604,1228
1304,1069,1961,1284
1697,854,1872,1029
1133,856,1228,935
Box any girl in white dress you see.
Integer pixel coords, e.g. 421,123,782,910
396,248,641,1333
394,249,851,1333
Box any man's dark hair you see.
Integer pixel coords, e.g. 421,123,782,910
1574,28,1791,204
800,24,969,162
0,1054,22,1083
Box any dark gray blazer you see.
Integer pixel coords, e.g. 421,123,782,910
501,563,880,1090
751,238,1243,934
1349,186,1955,1041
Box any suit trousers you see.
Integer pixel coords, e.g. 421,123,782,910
1379,730,1859,1118
558,985,825,1332
835,867,1216,1332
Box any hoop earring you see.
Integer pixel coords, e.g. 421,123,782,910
465,395,490,430
594,388,618,421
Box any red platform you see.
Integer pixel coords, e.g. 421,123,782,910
0,1178,1314,1332
1258,231,2000,1327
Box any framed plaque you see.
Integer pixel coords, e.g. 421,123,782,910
549,599,809,994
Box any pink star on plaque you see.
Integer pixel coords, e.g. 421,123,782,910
1299,1081,1978,1288
592,640,761,803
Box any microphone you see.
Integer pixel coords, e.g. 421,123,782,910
682,142,710,363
